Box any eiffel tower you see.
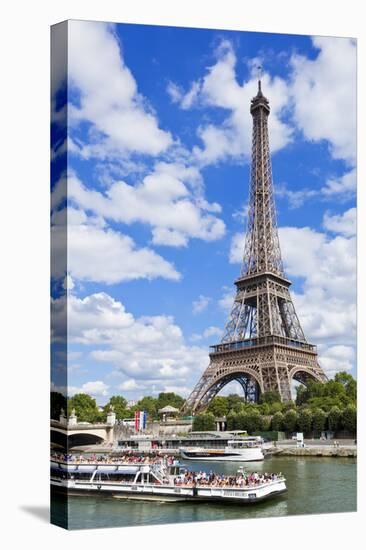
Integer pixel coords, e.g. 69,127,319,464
184,79,327,413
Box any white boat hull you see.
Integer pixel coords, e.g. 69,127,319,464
180,447,264,462
51,477,286,504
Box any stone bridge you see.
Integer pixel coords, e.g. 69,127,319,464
50,409,116,449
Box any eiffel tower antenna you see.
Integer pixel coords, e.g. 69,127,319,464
183,80,327,413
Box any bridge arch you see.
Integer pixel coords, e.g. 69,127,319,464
51,427,107,449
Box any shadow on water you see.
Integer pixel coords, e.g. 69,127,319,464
20,505,50,523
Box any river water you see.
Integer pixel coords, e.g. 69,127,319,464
51,456,356,530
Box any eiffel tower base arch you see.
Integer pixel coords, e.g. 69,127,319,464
183,342,327,413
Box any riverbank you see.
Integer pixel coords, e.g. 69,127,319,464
267,446,356,458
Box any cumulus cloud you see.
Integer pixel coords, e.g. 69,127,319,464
321,168,357,197
169,40,293,166
229,232,245,264
190,326,222,342
290,36,356,165
53,291,209,393
67,167,225,248
192,295,211,314
69,380,110,398
51,208,180,284
68,20,172,158
323,207,356,237
167,80,200,109
218,286,235,313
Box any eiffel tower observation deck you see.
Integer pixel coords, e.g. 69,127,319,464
184,79,327,413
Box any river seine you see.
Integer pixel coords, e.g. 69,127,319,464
51,456,356,530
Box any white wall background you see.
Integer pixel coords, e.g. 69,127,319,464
0,1,364,548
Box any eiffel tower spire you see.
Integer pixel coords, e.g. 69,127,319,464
183,79,327,412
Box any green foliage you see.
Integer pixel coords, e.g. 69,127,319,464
68,393,105,423
226,411,237,430
135,396,157,418
297,408,313,434
335,372,357,401
341,404,357,434
259,390,282,405
103,395,128,420
268,402,283,414
192,412,216,431
271,411,284,431
51,391,67,420
328,406,342,431
312,408,327,433
226,394,245,413
282,409,298,433
245,410,264,433
207,396,229,417
156,392,185,411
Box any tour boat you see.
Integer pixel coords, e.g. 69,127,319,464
179,438,264,462
50,458,286,504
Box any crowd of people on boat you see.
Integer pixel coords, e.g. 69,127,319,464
173,470,283,488
51,452,177,466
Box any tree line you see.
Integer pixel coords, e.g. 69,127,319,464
51,371,356,435
192,372,357,435
50,391,185,423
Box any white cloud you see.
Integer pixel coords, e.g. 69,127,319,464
167,80,200,109
323,207,356,237
290,36,356,165
317,345,355,377
118,379,145,392
276,183,318,209
218,286,234,313
229,232,245,264
53,292,209,392
68,21,172,158
321,168,356,197
67,166,225,247
191,326,222,341
69,380,110,398
51,211,180,284
170,40,292,166
192,295,211,314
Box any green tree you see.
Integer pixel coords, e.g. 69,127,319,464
312,408,327,433
156,392,184,411
68,393,103,423
334,372,357,401
282,409,298,433
341,404,357,434
260,390,282,405
295,385,308,406
51,391,67,420
268,402,283,415
328,405,342,432
271,411,284,432
297,409,313,434
193,412,215,431
236,412,249,431
245,410,263,433
226,411,238,430
136,396,157,418
226,394,244,413
103,395,128,420
207,396,229,417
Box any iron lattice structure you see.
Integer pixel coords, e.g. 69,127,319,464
183,81,327,413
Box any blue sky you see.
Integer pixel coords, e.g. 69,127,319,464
51,21,356,404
